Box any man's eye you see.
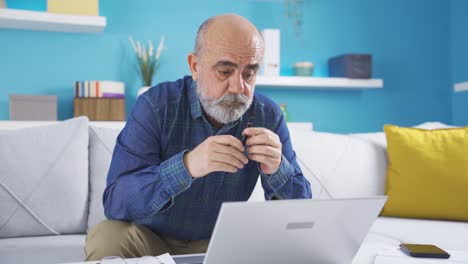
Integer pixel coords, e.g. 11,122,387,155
243,71,255,80
219,70,232,76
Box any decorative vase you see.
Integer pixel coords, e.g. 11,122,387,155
293,62,314,77
137,86,151,96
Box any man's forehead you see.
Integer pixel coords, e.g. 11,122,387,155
211,55,261,68
213,60,260,70
204,47,263,64
202,30,263,57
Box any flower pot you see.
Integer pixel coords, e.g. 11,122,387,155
137,86,151,96
294,62,314,77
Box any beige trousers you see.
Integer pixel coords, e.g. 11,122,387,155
85,220,209,261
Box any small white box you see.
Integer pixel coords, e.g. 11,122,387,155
260,29,280,76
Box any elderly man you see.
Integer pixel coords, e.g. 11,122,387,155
85,14,311,260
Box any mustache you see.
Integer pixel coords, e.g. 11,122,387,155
213,93,250,106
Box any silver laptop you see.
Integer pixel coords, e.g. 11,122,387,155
173,196,387,264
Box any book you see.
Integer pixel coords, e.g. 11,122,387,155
102,93,125,98
74,81,125,98
98,81,125,97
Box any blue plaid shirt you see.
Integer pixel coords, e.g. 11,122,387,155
104,76,312,240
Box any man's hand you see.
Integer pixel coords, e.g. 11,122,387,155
243,127,282,175
184,135,249,178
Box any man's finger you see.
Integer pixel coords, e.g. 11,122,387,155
242,127,273,137
247,145,281,159
212,135,244,152
212,144,249,165
211,153,245,169
247,153,279,167
211,161,238,173
246,134,281,148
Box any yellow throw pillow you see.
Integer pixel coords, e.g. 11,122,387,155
381,125,468,221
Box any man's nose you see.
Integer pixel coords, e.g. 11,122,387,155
228,72,245,94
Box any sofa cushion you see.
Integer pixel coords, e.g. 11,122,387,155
0,117,89,238
284,122,456,200
415,121,456,130
350,121,455,149
87,125,121,231
381,125,468,221
288,129,388,199
0,235,86,264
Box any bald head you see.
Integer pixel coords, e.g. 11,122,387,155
194,14,264,58
187,14,264,126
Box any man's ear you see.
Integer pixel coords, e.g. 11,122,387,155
188,52,199,81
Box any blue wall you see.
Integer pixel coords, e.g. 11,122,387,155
0,0,453,133
450,0,468,126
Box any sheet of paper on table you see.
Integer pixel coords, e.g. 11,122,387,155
101,253,176,264
155,253,176,264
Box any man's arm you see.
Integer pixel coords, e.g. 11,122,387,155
103,94,249,221
103,95,193,221
243,113,312,200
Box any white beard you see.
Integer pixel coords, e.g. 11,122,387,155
196,78,252,124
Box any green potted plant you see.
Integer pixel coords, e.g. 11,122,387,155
129,36,165,96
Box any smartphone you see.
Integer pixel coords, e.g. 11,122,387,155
400,243,450,259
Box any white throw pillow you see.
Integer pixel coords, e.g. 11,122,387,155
289,129,388,199
87,126,121,232
295,121,454,199
350,121,455,149
413,121,455,129
0,117,89,238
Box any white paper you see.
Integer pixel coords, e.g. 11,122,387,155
155,253,177,264
99,253,176,264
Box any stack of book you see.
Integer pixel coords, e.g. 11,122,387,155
74,81,125,98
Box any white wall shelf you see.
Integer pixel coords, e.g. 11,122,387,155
454,82,468,92
256,76,383,89
0,8,106,33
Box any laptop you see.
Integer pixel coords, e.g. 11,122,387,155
172,196,387,264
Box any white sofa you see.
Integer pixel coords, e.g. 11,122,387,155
285,123,468,263
0,118,125,264
0,118,466,264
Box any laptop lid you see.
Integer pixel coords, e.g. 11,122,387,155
203,196,387,264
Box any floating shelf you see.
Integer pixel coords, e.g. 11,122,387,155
0,8,106,33
256,76,383,89
454,82,468,92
